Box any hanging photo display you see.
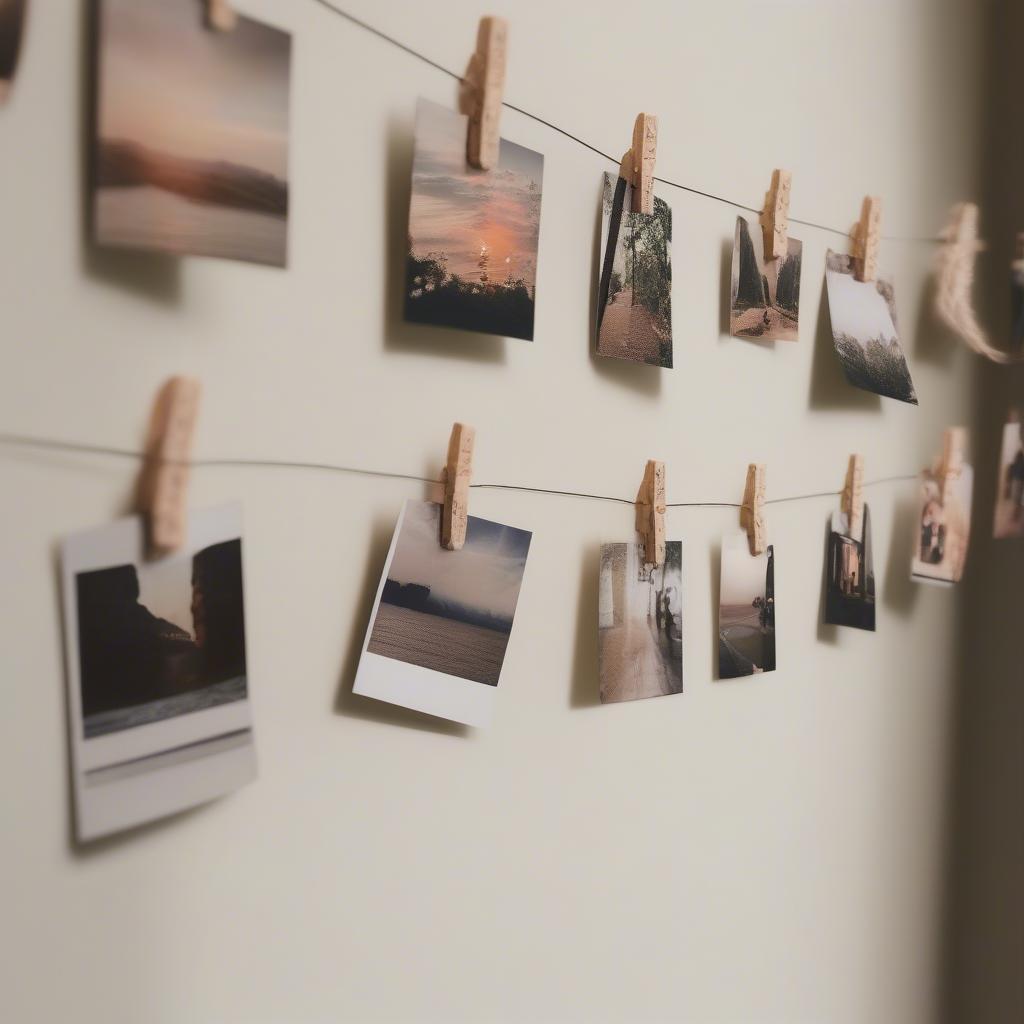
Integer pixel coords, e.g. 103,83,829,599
595,172,673,367
911,462,974,585
730,215,801,342
0,0,26,104
993,415,1024,539
92,0,292,267
824,251,918,404
404,98,544,341
60,504,256,842
718,533,776,678
598,541,683,703
824,505,876,631
354,500,532,727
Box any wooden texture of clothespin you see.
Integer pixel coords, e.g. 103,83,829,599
850,196,881,282
441,423,475,550
841,454,864,541
619,113,658,215
936,427,967,506
136,376,201,556
462,17,508,171
204,0,237,31
740,464,766,556
634,460,666,567
759,169,792,260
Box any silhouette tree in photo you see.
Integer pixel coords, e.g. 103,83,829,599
734,218,767,310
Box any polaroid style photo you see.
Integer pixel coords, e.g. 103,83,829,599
93,0,291,266
354,500,532,727
824,250,918,404
911,464,974,584
0,0,26,104
61,503,255,841
595,171,673,366
598,541,682,703
404,98,544,341
993,417,1024,539
730,215,801,342
824,505,876,631
718,533,776,679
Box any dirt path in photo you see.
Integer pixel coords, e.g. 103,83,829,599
731,304,798,341
600,619,676,702
598,288,663,363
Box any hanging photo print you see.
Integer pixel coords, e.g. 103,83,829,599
730,215,801,342
993,415,1024,539
93,0,291,267
0,0,26,104
718,533,776,678
824,251,918,404
911,462,973,585
598,542,682,703
404,98,543,341
1013,247,1024,348
354,500,532,727
60,504,256,842
824,505,876,630
595,172,673,366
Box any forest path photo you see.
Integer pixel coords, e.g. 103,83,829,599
599,617,679,702
598,288,664,363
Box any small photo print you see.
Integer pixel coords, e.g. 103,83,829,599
825,250,918,405
596,172,673,367
994,418,1024,539
60,504,256,842
824,505,876,631
911,464,973,584
719,534,776,678
354,500,532,727
0,0,26,104
93,0,291,267
405,98,543,341
598,541,683,704
1013,260,1024,349
730,215,801,342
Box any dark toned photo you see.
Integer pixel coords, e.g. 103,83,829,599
824,505,876,631
993,416,1024,539
0,0,26,104
719,535,776,678
730,214,801,342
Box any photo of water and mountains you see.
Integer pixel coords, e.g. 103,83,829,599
598,541,682,703
75,539,247,739
404,98,543,341
93,0,291,266
596,172,673,366
825,505,876,630
367,500,532,687
718,536,776,678
730,215,801,342
824,251,918,404
0,0,26,104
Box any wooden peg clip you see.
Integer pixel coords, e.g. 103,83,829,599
740,464,766,556
634,460,666,567
841,454,864,541
136,376,201,556
759,169,792,260
441,423,476,550
462,17,508,171
618,113,657,215
204,0,237,31
850,195,882,282
936,427,967,504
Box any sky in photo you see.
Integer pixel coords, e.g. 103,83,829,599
826,266,899,346
136,555,193,637
408,98,543,287
720,535,771,607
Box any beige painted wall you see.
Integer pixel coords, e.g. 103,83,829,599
0,1,1015,1021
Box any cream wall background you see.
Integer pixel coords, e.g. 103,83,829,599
0,1,1015,1022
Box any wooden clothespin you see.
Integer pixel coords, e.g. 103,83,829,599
850,196,882,282
203,0,237,31
759,169,792,260
740,464,766,556
634,460,666,567
441,423,475,550
618,113,658,215
841,454,864,541
462,17,508,171
936,427,967,505
136,376,201,556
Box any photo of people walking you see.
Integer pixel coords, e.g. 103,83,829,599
730,215,801,342
718,535,776,678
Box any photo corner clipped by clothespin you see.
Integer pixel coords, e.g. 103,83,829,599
137,376,201,557
850,195,881,282
462,16,508,171
740,464,766,556
635,459,666,567
759,169,792,260
441,422,476,551
203,0,237,32
841,453,864,541
619,113,658,215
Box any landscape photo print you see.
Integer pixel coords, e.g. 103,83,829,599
993,416,1024,539
719,534,776,678
730,215,801,342
824,250,917,404
93,0,291,266
0,0,26,104
824,505,876,630
595,172,673,366
405,98,543,341
598,541,683,704
354,499,532,727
